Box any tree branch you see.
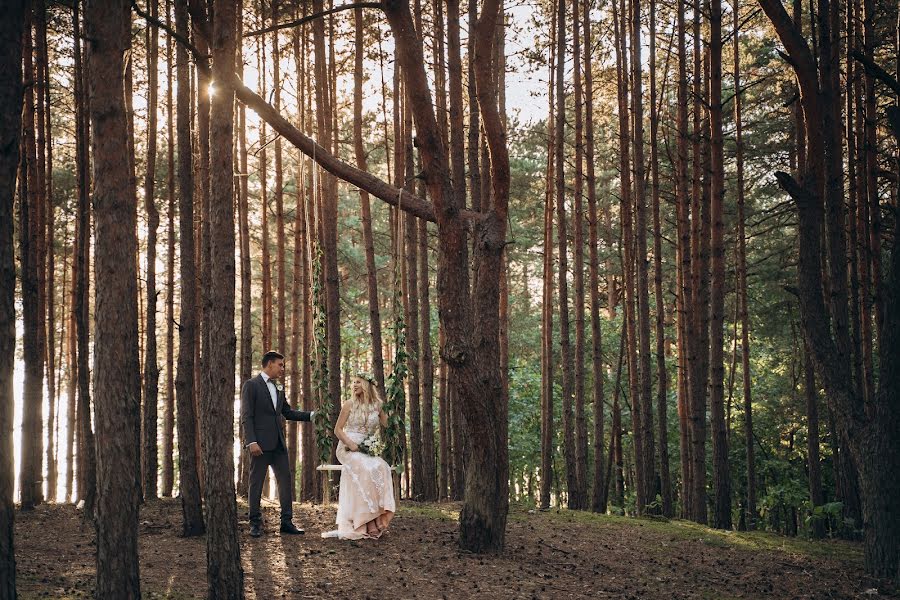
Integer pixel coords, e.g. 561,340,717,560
132,0,205,63
850,50,900,96
773,170,814,207
131,0,454,224
243,2,383,37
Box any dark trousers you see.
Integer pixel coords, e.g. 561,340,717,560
248,445,294,525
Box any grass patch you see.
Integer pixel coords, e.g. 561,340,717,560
539,507,862,563
399,502,460,522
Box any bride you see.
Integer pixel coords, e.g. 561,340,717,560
322,373,396,539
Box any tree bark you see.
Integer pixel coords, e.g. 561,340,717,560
733,0,756,527
675,0,693,519
583,0,604,514
173,0,204,537
19,9,45,511
630,0,657,516
36,0,57,502
649,0,673,518
85,0,142,593
273,6,287,362
293,13,316,503
419,216,437,500
258,16,272,352
236,4,251,497
554,0,578,510
688,3,709,524
539,14,555,510
0,1,26,594
202,0,244,594
804,341,825,538
142,0,161,501
66,231,77,503
73,0,97,520
445,0,468,503
570,0,589,510
162,0,176,498
709,0,732,530
405,200,423,499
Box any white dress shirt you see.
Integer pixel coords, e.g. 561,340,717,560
260,372,278,410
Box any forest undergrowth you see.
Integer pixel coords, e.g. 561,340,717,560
14,498,895,599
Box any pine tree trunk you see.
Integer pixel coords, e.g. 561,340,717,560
438,325,449,499
202,0,244,594
432,0,449,501
649,0,673,517
630,0,658,516
124,53,141,499
19,11,45,511
445,0,468,503
804,341,825,538
554,0,578,509
0,1,26,593
195,23,211,494
235,8,251,498
613,0,645,513
405,199,423,500
173,0,204,537
85,0,142,593
733,0,756,527
674,0,693,519
256,6,271,356
688,5,709,524
383,0,510,552
571,0,588,510
36,1,57,502
73,0,96,520
584,0,604,514
142,0,160,502
862,0,882,334
540,65,555,506
419,217,437,500
295,14,316,502
273,16,286,366
66,232,77,503
161,0,176,498
709,0,732,530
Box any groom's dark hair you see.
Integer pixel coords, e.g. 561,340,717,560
262,351,284,367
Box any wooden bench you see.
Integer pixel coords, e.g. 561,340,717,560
316,464,342,504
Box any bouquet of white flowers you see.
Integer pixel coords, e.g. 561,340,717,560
357,431,386,456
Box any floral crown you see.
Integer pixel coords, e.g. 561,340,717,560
355,371,376,386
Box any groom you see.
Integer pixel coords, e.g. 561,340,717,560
241,350,315,537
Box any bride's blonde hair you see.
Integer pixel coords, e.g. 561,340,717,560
349,373,382,421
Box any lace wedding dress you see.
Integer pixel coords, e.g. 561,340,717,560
321,405,396,539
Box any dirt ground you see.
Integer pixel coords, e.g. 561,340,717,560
13,497,898,599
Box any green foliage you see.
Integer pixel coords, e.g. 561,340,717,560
311,248,332,465
382,283,406,474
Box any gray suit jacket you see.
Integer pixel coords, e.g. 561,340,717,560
240,374,312,452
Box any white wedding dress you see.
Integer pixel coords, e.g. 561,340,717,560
321,405,396,540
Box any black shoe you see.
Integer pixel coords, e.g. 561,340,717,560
280,522,304,535
250,522,262,538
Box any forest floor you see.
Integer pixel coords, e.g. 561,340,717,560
13,497,898,599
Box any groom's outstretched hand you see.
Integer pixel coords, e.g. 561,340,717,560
248,442,263,457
